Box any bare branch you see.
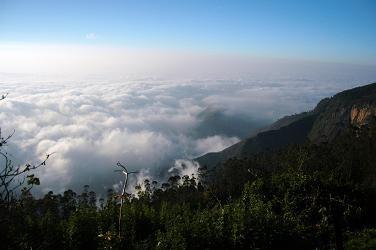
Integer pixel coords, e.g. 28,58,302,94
0,93,8,101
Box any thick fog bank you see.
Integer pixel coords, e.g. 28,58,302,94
0,76,375,195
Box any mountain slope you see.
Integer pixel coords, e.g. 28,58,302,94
196,82,376,168
192,107,269,139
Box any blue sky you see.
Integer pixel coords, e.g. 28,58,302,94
0,0,375,65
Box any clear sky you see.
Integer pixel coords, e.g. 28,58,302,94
0,0,375,77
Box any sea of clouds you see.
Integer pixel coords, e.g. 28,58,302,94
0,74,375,195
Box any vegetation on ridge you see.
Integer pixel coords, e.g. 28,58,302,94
1,117,376,249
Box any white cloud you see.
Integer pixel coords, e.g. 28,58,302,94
195,136,240,156
0,81,253,194
0,74,375,195
85,33,97,40
169,159,201,183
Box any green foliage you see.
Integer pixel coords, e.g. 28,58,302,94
1,121,376,249
346,228,376,250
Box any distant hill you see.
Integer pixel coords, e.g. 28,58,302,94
195,82,376,168
192,107,269,139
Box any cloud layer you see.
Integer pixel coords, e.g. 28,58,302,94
0,75,375,195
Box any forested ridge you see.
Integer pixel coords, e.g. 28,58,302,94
1,117,376,249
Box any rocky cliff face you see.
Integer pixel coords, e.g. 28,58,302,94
350,105,376,126
308,83,376,142
196,83,376,168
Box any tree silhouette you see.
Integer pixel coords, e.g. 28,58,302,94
0,94,53,208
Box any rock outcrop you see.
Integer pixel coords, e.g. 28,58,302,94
196,82,376,168
350,105,376,126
